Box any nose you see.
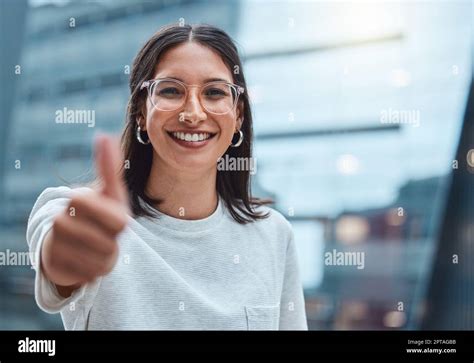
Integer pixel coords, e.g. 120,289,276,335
181,88,207,125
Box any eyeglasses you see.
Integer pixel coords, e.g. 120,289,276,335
140,78,245,115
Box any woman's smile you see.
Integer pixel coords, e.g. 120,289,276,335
166,129,218,149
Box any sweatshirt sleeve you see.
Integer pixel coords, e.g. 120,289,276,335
26,186,100,315
279,226,308,330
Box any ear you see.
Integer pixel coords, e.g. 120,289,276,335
137,101,147,131
136,115,146,131
235,101,244,132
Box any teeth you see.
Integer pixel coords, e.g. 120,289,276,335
172,132,212,142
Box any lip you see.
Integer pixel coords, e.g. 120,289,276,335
166,130,217,149
167,129,217,134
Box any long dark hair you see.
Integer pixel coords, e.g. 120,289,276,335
121,23,271,224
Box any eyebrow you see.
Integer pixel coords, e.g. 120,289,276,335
159,76,231,83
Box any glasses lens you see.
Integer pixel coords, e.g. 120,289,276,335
201,83,237,115
150,80,186,111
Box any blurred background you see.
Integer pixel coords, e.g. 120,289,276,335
0,0,472,330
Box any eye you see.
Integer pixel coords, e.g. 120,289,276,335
158,87,182,96
204,87,228,98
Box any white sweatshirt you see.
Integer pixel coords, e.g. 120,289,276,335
26,186,308,330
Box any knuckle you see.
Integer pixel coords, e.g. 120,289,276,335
83,269,98,282
109,241,119,258
111,242,119,257
107,203,128,231
115,214,127,231
93,259,110,276
98,264,111,276
102,249,118,275
101,240,116,256
79,259,96,278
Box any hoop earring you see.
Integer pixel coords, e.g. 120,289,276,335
136,125,150,145
230,130,244,147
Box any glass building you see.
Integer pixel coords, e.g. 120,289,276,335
0,0,472,330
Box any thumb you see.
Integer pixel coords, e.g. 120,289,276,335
94,133,129,210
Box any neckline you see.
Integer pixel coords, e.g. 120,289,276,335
136,195,225,233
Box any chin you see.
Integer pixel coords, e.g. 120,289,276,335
170,154,218,173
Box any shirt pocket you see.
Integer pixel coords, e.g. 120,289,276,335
245,304,280,330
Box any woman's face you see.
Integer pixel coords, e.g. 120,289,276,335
140,42,242,173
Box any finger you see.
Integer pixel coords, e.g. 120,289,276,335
48,257,88,286
54,214,118,257
53,254,101,284
54,240,117,280
67,194,127,236
94,133,129,209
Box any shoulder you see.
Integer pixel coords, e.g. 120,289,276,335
254,204,292,231
241,203,294,249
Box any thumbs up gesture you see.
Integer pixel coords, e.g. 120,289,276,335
41,134,129,294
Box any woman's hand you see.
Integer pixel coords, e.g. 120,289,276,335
41,135,129,297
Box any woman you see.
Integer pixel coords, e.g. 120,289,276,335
26,23,307,330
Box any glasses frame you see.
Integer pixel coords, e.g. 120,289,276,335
140,78,245,115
